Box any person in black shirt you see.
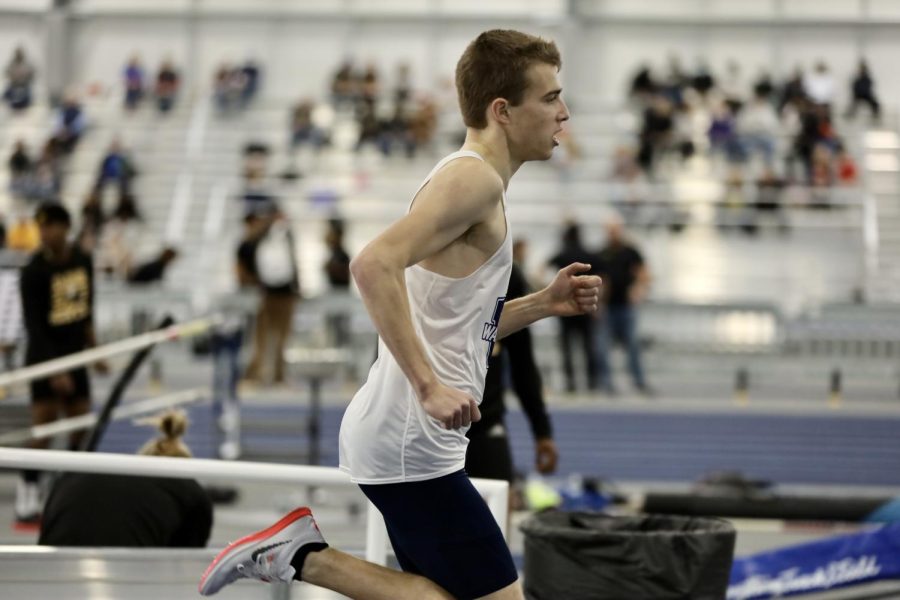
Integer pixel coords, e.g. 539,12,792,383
845,59,880,122
39,410,212,547
466,262,558,491
17,203,106,524
549,222,600,392
594,216,652,396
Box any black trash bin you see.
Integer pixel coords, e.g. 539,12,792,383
520,511,736,600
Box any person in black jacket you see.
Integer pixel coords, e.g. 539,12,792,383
39,410,213,547
17,203,106,525
465,261,558,489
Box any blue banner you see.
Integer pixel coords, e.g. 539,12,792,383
727,523,900,599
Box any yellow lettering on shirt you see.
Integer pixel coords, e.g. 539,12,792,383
49,268,89,326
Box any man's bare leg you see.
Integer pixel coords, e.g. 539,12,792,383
301,548,454,600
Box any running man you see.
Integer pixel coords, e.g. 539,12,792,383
200,29,601,600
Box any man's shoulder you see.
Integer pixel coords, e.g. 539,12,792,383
430,156,504,200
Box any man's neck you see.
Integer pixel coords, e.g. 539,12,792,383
461,128,519,188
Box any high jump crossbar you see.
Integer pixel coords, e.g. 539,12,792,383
0,448,509,567
0,317,219,390
0,389,206,445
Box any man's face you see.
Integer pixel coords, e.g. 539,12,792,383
506,62,570,162
39,221,68,250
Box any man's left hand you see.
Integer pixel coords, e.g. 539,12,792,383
535,437,559,474
545,263,602,317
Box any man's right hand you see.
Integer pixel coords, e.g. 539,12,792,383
49,373,75,395
420,382,481,430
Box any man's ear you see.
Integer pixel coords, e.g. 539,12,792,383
488,98,510,124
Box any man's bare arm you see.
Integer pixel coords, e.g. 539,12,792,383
498,263,602,339
350,159,503,428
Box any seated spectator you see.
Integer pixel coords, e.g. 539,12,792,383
128,247,179,284
39,410,212,547
629,64,656,103
846,59,880,122
123,55,145,110
737,90,780,169
8,139,32,196
155,59,179,113
240,59,260,106
53,94,86,154
290,99,327,151
4,46,34,111
330,60,358,107
95,138,137,197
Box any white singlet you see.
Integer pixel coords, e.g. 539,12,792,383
339,150,513,484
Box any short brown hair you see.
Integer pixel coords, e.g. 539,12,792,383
455,29,561,129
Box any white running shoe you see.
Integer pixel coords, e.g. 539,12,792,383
15,479,40,524
199,506,325,596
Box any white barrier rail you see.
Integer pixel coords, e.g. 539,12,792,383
0,448,509,566
0,389,206,445
0,317,219,390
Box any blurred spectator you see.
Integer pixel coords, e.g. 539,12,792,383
323,218,352,346
0,216,5,249
549,222,599,392
53,94,86,154
752,71,775,101
241,146,278,216
22,140,64,203
128,247,179,285
237,211,299,385
240,59,261,106
8,139,32,195
708,100,742,164
846,59,880,122
123,55,145,111
393,62,412,112
155,59,179,113
17,203,105,524
737,89,780,169
4,46,34,111
96,201,143,279
39,410,212,547
720,59,745,114
330,60,358,107
594,215,652,396
637,95,674,176
213,62,245,113
779,67,807,114
290,99,327,151
77,189,105,255
323,218,350,289
360,62,380,106
629,64,656,103
95,138,137,198
803,61,835,109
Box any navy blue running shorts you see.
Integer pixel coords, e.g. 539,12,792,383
359,470,518,599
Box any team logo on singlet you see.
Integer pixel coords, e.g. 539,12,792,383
482,296,506,367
